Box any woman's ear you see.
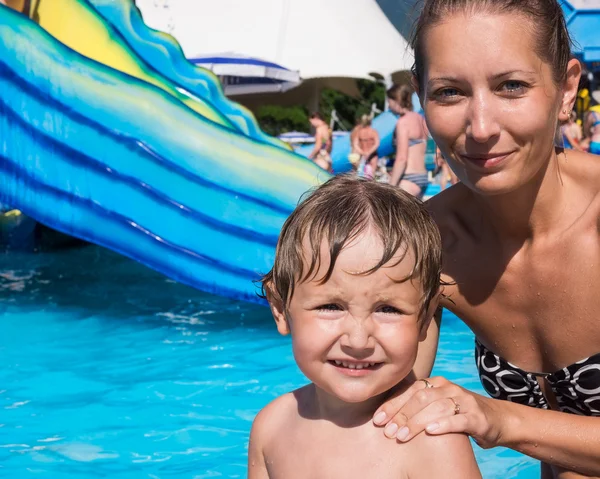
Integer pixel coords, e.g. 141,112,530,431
560,58,582,122
265,286,290,336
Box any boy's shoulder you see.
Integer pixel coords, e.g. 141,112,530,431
250,385,312,446
401,431,481,478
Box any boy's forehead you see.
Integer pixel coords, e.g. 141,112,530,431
299,229,417,277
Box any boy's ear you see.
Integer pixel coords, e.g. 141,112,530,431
265,285,290,336
418,287,442,342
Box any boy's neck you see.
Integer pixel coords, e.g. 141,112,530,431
308,384,392,428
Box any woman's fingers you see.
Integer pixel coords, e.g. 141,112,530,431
395,397,469,442
373,377,443,429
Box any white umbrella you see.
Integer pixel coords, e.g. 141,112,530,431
189,53,301,95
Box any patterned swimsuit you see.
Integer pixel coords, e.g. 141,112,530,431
475,339,600,416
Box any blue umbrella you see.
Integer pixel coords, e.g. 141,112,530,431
189,53,301,95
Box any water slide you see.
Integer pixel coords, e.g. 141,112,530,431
295,111,399,173
0,2,329,303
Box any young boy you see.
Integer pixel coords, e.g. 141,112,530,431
249,175,481,478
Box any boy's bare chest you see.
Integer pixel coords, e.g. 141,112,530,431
264,426,411,479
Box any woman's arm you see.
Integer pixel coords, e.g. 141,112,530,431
389,121,409,186
413,306,441,378
373,377,600,476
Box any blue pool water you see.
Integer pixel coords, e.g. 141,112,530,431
0,246,539,478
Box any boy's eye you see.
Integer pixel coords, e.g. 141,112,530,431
377,305,402,315
317,303,342,312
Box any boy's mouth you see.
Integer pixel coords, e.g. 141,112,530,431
327,360,383,371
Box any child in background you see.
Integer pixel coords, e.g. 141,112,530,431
248,175,481,478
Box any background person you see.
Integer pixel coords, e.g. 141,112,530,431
386,85,429,198
369,1,600,477
561,110,584,151
353,115,380,179
434,146,458,190
584,108,600,155
308,112,333,172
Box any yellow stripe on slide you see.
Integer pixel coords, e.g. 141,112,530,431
30,0,232,128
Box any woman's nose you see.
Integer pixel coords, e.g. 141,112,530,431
466,92,501,143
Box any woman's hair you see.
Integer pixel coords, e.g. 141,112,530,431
386,84,414,111
259,175,442,319
310,112,324,120
411,0,573,89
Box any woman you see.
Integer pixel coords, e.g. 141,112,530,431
308,112,333,172
584,109,600,155
387,84,429,198
561,110,585,151
435,146,459,190
353,114,380,179
371,1,600,477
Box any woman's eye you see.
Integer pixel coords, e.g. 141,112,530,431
500,81,527,95
433,88,461,102
317,304,342,312
377,305,402,315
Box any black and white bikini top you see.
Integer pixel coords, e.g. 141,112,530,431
475,339,600,416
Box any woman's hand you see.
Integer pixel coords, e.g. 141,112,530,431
372,377,509,449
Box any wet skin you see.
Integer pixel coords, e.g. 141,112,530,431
377,12,600,479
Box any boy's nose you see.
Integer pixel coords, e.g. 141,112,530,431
340,317,375,351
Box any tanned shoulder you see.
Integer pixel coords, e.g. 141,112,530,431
248,391,301,478
405,432,482,479
425,184,469,249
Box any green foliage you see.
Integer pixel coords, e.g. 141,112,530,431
254,80,386,135
255,105,309,136
321,79,386,130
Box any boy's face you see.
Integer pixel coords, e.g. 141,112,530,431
270,228,434,404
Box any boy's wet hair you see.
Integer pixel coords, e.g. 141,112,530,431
260,175,442,319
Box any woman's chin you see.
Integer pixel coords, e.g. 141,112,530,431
462,171,530,196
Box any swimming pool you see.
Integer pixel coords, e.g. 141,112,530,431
0,246,538,478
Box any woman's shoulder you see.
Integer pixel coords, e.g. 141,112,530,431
566,150,600,191
426,184,470,226
425,184,480,258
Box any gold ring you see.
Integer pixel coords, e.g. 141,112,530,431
450,397,460,415
419,379,433,389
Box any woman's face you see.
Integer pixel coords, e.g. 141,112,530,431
420,13,574,195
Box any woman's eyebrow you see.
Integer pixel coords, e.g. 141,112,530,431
491,69,537,80
427,75,460,85
428,69,538,85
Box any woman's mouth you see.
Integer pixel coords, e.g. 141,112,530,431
458,152,513,169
